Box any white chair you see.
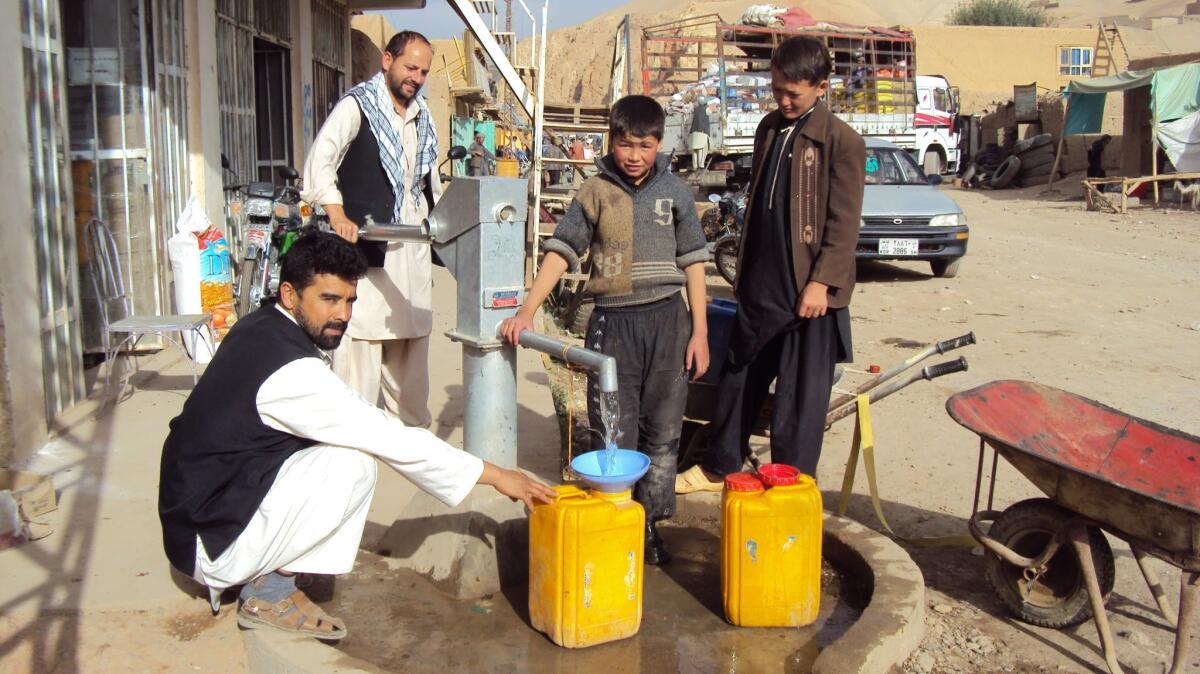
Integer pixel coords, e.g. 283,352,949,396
83,219,212,398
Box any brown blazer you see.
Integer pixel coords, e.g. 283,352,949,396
736,101,866,309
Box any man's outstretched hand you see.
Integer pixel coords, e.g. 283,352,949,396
480,463,557,510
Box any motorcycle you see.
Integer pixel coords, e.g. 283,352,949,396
221,155,308,316
703,186,747,286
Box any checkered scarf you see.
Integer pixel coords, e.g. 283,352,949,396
346,72,438,221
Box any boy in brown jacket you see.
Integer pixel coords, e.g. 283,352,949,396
677,36,865,490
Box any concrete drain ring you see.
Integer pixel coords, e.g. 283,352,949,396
243,512,924,674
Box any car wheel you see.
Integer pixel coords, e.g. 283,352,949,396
1018,151,1057,172
930,257,963,278
923,150,944,176
961,163,977,185
1012,133,1053,155
990,156,1021,189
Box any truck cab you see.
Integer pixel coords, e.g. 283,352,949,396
914,75,960,175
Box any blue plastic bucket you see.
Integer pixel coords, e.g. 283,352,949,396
702,298,738,384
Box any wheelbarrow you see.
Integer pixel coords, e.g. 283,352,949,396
947,380,1200,674
677,300,975,470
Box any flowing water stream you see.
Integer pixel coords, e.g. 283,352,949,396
598,391,620,475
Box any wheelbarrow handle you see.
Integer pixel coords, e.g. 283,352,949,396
923,356,968,380
825,357,969,426
936,332,976,355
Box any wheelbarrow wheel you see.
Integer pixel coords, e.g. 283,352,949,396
985,498,1115,629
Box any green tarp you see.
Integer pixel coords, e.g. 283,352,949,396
1063,92,1107,135
1152,63,1200,122
1063,62,1200,135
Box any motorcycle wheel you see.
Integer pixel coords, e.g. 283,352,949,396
714,238,739,286
237,257,260,318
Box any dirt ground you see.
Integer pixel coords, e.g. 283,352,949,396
0,183,1194,673
769,183,1199,673
542,181,1199,672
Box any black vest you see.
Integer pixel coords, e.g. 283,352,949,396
158,306,321,575
336,108,435,267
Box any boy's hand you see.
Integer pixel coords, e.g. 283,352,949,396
499,311,534,346
796,281,829,319
686,334,710,381
481,464,557,510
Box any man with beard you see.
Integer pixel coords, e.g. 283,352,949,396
302,31,439,428
159,233,555,640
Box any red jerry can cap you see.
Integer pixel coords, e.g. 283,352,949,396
724,471,765,492
757,463,800,487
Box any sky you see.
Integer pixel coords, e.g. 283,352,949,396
375,0,630,40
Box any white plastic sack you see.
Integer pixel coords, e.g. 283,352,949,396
741,4,786,27
1157,111,1200,172
168,195,217,363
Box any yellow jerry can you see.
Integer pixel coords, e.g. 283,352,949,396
721,465,823,627
529,484,645,648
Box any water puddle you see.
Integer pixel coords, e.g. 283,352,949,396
325,525,860,673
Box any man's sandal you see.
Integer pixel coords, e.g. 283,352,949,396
675,465,724,494
237,589,348,641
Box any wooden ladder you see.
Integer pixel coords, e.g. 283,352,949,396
1094,20,1130,76
531,103,611,293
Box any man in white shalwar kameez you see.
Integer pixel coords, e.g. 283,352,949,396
302,30,439,427
159,233,554,640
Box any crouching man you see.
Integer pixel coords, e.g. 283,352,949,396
158,232,554,640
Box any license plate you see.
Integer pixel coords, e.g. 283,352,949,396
244,228,269,248
878,238,919,256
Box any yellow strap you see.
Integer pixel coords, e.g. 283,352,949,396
836,394,977,548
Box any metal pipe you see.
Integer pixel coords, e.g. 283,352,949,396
517,331,618,393
462,345,518,467
358,220,431,243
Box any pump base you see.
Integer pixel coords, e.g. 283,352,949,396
372,487,529,599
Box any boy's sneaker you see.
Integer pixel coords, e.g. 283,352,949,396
645,523,672,565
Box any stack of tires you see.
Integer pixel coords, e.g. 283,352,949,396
1012,133,1059,188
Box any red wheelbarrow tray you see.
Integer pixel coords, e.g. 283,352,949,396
946,380,1200,564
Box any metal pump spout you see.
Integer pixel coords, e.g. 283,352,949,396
515,331,619,393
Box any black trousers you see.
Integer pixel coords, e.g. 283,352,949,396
586,295,690,523
703,313,839,477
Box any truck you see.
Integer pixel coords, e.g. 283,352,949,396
642,14,961,186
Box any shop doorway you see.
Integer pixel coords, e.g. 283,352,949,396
253,38,294,182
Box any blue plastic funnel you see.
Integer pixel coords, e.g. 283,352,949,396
570,449,650,493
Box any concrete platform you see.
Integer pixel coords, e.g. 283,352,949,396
0,266,559,671
242,508,925,674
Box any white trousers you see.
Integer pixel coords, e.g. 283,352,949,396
194,445,378,590
332,336,432,428
690,131,710,169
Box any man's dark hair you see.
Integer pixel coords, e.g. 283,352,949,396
771,36,832,84
384,30,432,58
279,231,368,294
609,95,666,140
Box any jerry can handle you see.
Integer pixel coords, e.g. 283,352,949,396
552,485,590,501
